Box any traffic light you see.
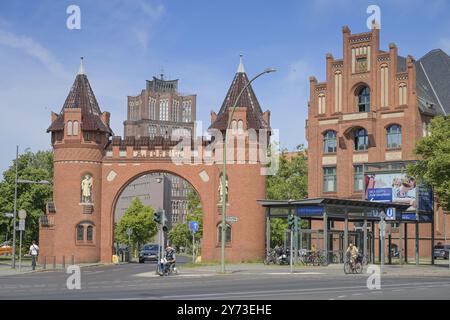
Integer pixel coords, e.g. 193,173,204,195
288,214,295,230
153,210,162,224
162,211,169,232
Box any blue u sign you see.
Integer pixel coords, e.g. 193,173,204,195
189,221,199,233
385,207,395,220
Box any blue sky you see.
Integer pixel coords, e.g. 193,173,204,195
0,0,449,174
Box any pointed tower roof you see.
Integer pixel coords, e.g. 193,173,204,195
209,55,268,131
47,58,112,134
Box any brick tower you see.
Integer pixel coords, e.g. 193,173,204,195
40,58,112,263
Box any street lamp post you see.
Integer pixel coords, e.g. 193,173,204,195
220,65,276,273
11,145,51,269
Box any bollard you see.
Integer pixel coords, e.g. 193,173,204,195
52,256,56,270
43,256,46,270
62,256,65,270
71,255,74,266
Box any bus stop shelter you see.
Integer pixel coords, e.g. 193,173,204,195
258,198,417,264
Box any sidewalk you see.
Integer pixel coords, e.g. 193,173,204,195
178,261,450,277
0,260,109,277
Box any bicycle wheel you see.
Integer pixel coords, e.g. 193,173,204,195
320,255,328,266
344,261,351,274
355,262,363,274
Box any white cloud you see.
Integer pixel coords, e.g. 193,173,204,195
0,28,69,79
138,0,165,20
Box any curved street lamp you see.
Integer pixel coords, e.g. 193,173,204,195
220,66,276,273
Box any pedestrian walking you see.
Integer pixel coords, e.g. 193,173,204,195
29,240,39,271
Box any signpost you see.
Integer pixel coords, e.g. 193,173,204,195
379,212,386,274
18,210,26,272
226,216,239,223
189,221,199,264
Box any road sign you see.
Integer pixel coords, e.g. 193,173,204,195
18,219,25,231
385,207,395,221
18,210,27,220
189,221,199,233
2,213,13,218
226,216,238,223
126,228,132,236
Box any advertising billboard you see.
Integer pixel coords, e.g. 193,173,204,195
365,173,417,211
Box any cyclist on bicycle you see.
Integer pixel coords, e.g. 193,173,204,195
346,243,359,268
163,246,176,274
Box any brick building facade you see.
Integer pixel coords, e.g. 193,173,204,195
306,26,450,259
39,57,269,264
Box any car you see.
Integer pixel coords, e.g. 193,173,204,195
433,244,450,260
139,244,161,263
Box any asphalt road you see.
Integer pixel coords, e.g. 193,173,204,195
1,259,450,300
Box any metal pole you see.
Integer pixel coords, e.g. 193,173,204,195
290,229,293,273
266,211,271,256
12,145,18,269
363,219,367,259
415,188,420,265
381,218,385,274
399,222,403,265
220,67,276,274
431,216,435,265
404,223,408,263
388,223,392,264
344,215,348,262
192,232,195,264
18,230,22,272
371,221,375,264
415,221,419,265
294,216,298,264
323,208,328,264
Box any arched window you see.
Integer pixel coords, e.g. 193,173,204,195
231,120,237,134
323,131,337,153
76,225,84,241
380,64,389,107
318,93,326,114
217,223,232,243
354,128,368,151
86,226,93,241
237,120,244,134
73,121,79,136
67,121,73,136
357,86,370,112
387,125,402,149
399,83,408,105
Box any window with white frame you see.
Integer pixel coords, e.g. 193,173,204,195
172,100,179,122
182,100,192,122
148,97,157,120
159,99,169,121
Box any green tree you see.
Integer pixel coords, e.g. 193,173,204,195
407,116,450,210
0,150,53,250
266,145,308,200
168,190,203,253
114,197,157,256
266,145,309,246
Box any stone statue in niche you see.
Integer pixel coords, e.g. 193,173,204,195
218,174,229,204
81,174,93,204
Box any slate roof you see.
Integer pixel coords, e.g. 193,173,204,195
415,49,450,116
47,70,112,134
209,61,268,131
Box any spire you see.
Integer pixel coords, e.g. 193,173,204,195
47,58,112,134
78,57,85,75
237,54,245,73
209,56,269,131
